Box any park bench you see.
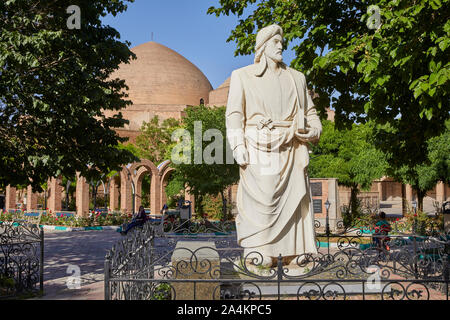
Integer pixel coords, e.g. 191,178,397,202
21,211,42,226
55,212,75,218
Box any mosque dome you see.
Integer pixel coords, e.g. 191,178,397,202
218,77,230,89
208,76,231,106
113,41,213,106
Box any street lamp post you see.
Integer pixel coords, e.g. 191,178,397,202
411,199,418,278
412,200,417,233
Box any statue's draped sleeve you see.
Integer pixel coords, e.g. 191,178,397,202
226,70,246,152
303,73,322,141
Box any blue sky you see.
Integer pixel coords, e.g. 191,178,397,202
101,0,298,89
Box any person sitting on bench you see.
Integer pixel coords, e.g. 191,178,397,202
121,206,148,235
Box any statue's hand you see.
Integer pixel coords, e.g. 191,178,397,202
295,127,320,143
233,145,249,166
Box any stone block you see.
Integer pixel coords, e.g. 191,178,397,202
171,241,220,300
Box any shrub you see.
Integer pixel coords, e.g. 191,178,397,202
0,275,15,292
341,199,376,229
404,210,443,236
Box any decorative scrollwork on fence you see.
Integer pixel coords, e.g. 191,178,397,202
105,221,450,300
0,222,43,298
161,219,236,235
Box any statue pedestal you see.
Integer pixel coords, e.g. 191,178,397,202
235,259,315,278
171,241,220,300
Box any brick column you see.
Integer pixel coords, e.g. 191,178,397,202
76,173,90,217
135,179,142,212
120,171,132,214
109,178,119,211
376,181,383,202
436,181,446,203
150,175,161,216
5,185,17,211
405,184,413,203
26,185,38,212
47,177,62,213
327,178,340,231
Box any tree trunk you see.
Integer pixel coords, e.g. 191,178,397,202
349,185,360,215
401,184,407,217
195,194,204,219
418,190,425,212
220,190,227,221
44,189,47,211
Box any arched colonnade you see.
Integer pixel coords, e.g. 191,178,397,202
3,159,194,217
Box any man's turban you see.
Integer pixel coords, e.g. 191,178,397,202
254,24,284,63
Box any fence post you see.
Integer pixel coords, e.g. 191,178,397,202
277,254,283,300
39,227,44,295
412,233,419,279
104,255,111,300
443,243,449,300
150,227,155,279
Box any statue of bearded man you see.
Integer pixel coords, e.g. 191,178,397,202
226,24,322,267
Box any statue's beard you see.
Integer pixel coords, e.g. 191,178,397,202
255,53,283,77
267,53,283,64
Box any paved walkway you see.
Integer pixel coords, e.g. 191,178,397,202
32,229,121,300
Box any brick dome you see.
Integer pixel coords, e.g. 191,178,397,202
113,41,213,106
208,76,231,106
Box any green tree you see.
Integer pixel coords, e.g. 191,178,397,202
0,0,137,191
208,0,449,180
135,115,182,165
309,120,388,215
169,105,240,219
164,173,186,208
388,120,450,211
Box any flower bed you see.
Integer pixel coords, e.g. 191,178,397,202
0,209,131,228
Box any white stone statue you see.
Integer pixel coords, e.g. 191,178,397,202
226,24,322,267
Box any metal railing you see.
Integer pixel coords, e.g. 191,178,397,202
0,221,44,299
105,220,449,300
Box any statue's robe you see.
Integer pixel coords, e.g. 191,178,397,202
226,63,322,257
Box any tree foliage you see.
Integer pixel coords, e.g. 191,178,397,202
0,0,137,191
309,120,388,212
135,116,182,165
169,105,240,216
208,0,449,171
388,120,450,209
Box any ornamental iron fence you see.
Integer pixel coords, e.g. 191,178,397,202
105,220,450,300
0,222,44,298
